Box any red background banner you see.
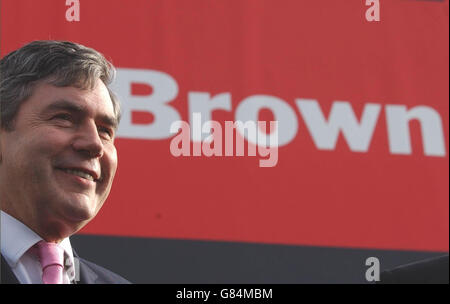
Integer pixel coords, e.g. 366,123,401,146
1,0,448,252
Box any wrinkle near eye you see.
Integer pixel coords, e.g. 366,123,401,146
24,113,49,129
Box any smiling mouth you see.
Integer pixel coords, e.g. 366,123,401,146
57,168,97,182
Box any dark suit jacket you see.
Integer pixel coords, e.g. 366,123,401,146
1,253,130,284
379,255,449,284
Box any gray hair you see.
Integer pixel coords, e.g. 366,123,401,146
0,40,121,130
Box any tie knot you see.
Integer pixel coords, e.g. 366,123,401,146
35,241,64,268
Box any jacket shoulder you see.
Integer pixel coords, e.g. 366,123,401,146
380,255,449,284
77,257,131,284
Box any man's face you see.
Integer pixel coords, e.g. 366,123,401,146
0,79,118,237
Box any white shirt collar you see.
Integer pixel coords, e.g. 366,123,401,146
0,210,75,270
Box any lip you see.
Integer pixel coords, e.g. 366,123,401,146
56,166,100,182
56,168,98,187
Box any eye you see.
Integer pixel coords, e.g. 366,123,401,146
98,126,114,139
52,113,74,124
53,113,72,120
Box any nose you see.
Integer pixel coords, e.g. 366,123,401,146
72,121,104,158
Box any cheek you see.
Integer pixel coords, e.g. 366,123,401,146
27,135,64,163
2,137,49,189
97,148,117,200
17,130,70,176
104,145,118,180
112,148,118,173
4,135,40,169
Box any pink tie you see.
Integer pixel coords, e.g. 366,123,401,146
35,240,65,284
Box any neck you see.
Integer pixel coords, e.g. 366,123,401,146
1,204,75,244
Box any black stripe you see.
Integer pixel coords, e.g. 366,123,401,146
70,234,447,283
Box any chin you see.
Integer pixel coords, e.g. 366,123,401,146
60,196,100,223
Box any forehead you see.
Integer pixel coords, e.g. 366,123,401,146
24,79,115,119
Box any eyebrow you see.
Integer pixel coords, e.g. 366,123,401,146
43,99,119,130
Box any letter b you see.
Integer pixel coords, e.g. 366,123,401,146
111,68,181,140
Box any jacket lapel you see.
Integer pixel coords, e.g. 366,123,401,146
1,254,20,284
72,250,99,284
77,259,100,284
